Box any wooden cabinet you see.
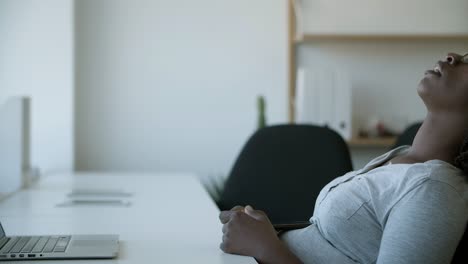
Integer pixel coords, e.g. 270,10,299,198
287,0,468,146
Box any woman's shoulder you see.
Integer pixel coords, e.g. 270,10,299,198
389,160,467,190
421,160,468,202
367,160,468,208
387,163,468,221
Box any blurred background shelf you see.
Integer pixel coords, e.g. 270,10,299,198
296,34,468,43
347,137,396,148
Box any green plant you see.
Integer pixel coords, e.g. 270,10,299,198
257,95,267,129
200,174,226,208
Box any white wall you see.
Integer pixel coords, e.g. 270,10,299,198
0,0,74,174
75,0,288,176
4,0,460,176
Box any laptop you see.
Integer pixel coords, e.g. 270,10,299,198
0,221,119,261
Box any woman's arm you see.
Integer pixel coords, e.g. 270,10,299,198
219,205,303,264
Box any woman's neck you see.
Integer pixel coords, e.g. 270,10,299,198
407,112,468,165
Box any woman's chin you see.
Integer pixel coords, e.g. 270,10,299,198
418,74,438,93
417,80,428,96
417,79,434,104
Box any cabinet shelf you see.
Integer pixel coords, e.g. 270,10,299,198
347,137,396,148
296,33,468,43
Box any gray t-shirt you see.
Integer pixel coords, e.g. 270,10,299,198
281,146,468,264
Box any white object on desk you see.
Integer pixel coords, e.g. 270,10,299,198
68,188,133,197
56,199,132,207
61,187,134,207
0,173,256,263
0,97,31,195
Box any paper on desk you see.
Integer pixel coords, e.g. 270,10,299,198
56,198,132,207
68,188,133,197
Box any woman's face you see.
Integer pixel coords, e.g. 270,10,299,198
418,53,468,113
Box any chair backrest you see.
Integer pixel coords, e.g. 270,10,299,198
391,122,422,149
451,224,467,264
218,124,353,224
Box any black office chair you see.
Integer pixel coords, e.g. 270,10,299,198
217,124,353,224
452,225,467,264
391,122,422,149
392,122,466,263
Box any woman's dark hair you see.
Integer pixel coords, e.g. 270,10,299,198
454,136,468,177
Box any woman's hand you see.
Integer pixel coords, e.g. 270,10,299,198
218,205,283,262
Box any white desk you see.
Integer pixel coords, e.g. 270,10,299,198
0,173,256,263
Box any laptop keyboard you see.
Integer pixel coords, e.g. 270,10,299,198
0,236,71,254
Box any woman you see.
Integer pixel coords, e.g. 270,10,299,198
219,53,468,264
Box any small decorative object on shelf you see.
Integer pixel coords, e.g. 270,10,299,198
257,95,267,129
360,116,399,138
348,117,399,147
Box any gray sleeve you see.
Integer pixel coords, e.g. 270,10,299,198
376,180,467,264
280,224,356,264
